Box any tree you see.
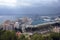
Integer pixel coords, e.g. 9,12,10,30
50,32,60,40
46,32,60,40
18,34,28,40
0,31,17,40
0,30,6,40
31,33,44,40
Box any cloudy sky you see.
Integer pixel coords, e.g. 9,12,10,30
0,0,60,15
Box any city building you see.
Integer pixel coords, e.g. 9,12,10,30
14,22,19,29
20,17,32,25
3,20,14,31
53,27,60,33
55,17,60,21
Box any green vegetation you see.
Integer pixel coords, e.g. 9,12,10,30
0,30,17,40
31,33,44,40
0,30,60,40
18,34,28,40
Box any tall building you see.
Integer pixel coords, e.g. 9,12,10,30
9,22,15,30
20,17,32,32
3,20,14,31
14,22,20,29
14,17,32,32
21,17,32,25
21,24,26,32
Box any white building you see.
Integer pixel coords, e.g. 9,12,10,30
14,22,20,29
55,17,60,21
53,27,60,33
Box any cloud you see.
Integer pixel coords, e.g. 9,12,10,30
0,0,17,7
17,0,59,7
0,0,59,7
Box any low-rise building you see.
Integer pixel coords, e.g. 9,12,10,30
53,27,60,33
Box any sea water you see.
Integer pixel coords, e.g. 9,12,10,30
0,14,58,25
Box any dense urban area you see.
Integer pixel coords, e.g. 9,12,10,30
0,16,60,40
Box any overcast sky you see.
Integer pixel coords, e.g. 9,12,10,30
0,0,60,15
